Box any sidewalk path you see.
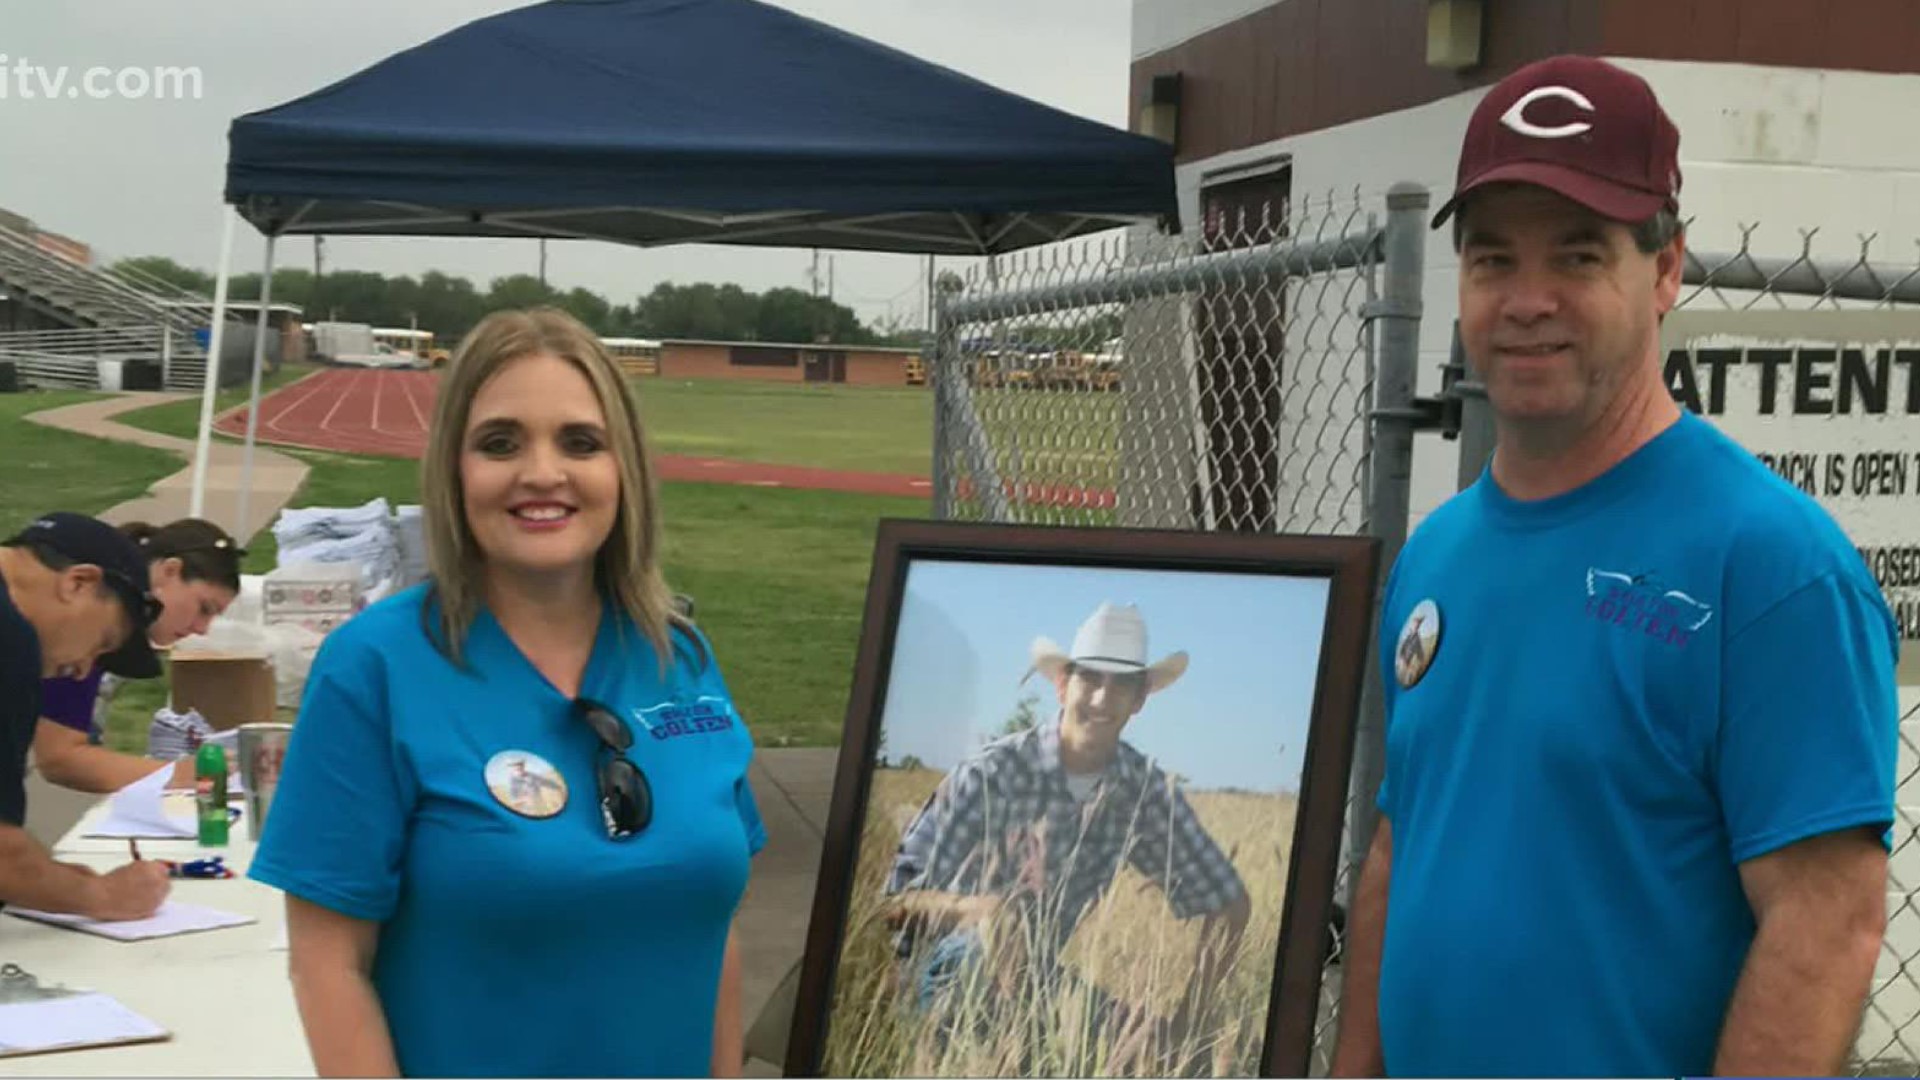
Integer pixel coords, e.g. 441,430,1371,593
27,392,309,546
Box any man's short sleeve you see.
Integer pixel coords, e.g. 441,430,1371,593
247,638,414,922
1718,570,1899,863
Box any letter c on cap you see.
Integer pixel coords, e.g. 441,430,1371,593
1500,85,1596,139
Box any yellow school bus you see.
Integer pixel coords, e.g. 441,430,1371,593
371,327,439,366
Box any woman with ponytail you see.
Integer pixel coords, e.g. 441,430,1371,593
32,517,244,793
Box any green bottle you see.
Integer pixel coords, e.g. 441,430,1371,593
196,743,229,847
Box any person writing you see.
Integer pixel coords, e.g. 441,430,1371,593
0,513,171,920
33,518,243,793
1331,56,1897,1078
248,308,766,1078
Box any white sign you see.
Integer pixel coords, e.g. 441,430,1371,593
1663,310,1920,682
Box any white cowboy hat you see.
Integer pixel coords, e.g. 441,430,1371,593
1029,602,1188,694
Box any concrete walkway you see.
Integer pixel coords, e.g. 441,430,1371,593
26,392,309,547
22,391,839,1073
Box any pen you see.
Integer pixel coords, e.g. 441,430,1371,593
129,839,142,861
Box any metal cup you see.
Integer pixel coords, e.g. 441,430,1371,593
235,723,293,840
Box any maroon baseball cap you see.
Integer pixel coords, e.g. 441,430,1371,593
1433,55,1682,229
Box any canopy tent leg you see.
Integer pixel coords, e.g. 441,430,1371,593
236,236,278,541
188,209,238,521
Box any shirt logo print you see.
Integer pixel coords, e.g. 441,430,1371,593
631,696,736,741
1585,567,1714,647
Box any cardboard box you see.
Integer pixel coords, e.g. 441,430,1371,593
169,652,279,731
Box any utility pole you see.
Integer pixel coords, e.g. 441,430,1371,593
539,239,548,288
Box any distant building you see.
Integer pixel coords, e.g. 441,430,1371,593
648,339,925,387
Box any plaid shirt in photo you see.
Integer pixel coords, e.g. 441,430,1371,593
885,720,1248,956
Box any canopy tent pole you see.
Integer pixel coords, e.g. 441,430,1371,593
187,209,238,520
235,235,278,541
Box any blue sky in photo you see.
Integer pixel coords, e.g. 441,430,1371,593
874,558,1332,793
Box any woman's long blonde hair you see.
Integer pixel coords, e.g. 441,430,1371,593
419,307,692,673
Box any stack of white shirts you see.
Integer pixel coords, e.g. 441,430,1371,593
272,498,400,596
394,505,428,589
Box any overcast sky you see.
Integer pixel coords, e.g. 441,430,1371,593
0,1,1134,330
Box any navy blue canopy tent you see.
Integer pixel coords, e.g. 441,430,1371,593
193,0,1178,520
222,0,1177,255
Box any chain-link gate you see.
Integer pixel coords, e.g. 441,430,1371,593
1676,228,1920,1077
928,184,1434,1074
1438,223,1920,1076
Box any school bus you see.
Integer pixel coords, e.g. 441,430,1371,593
371,327,445,367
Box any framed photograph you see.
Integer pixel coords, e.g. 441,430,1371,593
786,519,1382,1078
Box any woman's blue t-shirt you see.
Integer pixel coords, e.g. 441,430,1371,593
248,584,766,1078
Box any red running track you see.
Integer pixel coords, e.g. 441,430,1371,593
214,368,938,499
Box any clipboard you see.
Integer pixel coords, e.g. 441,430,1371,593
0,963,171,1058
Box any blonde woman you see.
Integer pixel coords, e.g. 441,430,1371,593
249,309,765,1078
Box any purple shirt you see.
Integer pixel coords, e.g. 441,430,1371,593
39,668,104,735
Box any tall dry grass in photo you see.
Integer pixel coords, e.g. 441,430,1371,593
822,765,1298,1077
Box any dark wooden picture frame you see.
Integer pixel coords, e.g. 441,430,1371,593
785,519,1381,1078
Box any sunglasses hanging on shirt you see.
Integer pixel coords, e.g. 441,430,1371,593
572,698,652,840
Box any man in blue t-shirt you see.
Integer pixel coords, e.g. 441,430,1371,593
0,513,171,920
1329,57,1900,1078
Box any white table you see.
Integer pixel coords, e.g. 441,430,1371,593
0,793,312,1077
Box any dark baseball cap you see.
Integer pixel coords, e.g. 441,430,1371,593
1432,55,1682,230
7,512,162,678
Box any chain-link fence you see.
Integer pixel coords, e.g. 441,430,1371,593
1676,227,1920,1076
930,197,1378,535
1438,222,1920,1075
930,192,1920,1075
929,184,1434,1074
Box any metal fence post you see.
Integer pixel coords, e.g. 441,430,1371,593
1447,320,1496,491
930,286,955,520
1346,182,1429,891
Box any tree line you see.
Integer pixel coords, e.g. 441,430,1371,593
116,256,929,348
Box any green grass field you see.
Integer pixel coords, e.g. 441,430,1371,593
633,379,933,476
90,379,939,750
0,391,184,538
0,373,1140,755
5,373,1136,752
116,372,937,477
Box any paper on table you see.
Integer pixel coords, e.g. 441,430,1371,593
82,765,194,840
5,900,254,942
0,992,168,1056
